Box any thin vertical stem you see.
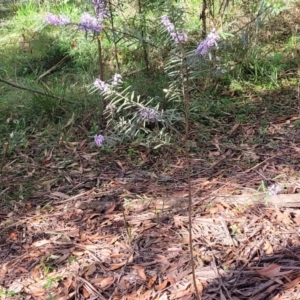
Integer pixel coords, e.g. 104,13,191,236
108,0,120,71
200,0,207,39
181,50,201,300
97,37,104,80
137,0,149,73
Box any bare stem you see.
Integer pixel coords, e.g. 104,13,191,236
97,37,104,81
108,0,120,71
181,49,201,300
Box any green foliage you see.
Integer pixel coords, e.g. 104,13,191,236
0,0,300,155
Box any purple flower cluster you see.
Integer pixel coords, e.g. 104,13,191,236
45,13,70,26
94,78,109,92
139,107,161,122
195,29,220,56
111,73,122,86
79,12,102,34
94,134,105,146
268,184,282,196
92,0,108,21
161,15,187,44
94,74,122,92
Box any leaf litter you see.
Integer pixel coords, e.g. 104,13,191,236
1,109,300,299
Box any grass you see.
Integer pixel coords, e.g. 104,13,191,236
0,0,300,204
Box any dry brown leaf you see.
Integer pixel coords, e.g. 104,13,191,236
8,232,18,240
256,264,281,278
84,263,96,277
170,288,192,299
293,216,300,225
63,277,73,296
100,277,115,290
50,191,69,199
82,286,91,298
8,281,24,293
119,278,128,289
133,265,147,281
229,123,240,135
263,240,273,255
91,277,115,290
155,280,169,291
25,284,45,297
275,207,292,224
194,279,203,295
283,276,300,289
32,239,51,247
17,266,28,273
147,275,157,288
109,254,133,270
105,202,116,214
140,289,152,300
170,191,189,198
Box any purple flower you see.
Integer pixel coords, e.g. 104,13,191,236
45,13,70,26
92,0,108,21
139,107,162,122
94,134,105,146
94,78,109,92
161,15,187,44
268,184,282,196
78,12,102,34
170,32,188,44
111,73,122,86
195,29,220,56
161,15,175,33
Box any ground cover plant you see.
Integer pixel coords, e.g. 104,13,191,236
1,0,300,298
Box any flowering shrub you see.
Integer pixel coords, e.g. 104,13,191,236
44,3,223,149
161,15,188,44
195,29,221,56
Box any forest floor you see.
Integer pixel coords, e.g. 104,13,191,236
1,86,300,299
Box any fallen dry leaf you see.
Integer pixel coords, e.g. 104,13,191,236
84,263,96,277
170,288,192,299
133,265,147,281
82,286,91,298
31,239,51,247
263,240,273,255
155,280,169,291
283,276,300,289
98,277,115,290
256,264,281,278
147,275,157,288
109,254,133,270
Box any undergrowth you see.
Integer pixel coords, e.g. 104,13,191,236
0,0,300,183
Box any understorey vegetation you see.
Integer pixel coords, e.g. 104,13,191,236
1,0,300,299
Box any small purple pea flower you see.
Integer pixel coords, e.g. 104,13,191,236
78,12,102,34
139,107,162,122
94,134,105,146
92,0,108,21
268,184,282,196
111,73,122,86
45,13,70,26
94,78,109,92
161,15,187,44
195,29,220,56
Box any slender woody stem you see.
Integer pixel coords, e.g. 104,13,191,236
181,48,201,300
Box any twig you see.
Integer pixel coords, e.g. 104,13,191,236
37,55,69,81
77,276,107,300
0,77,65,101
211,252,233,300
